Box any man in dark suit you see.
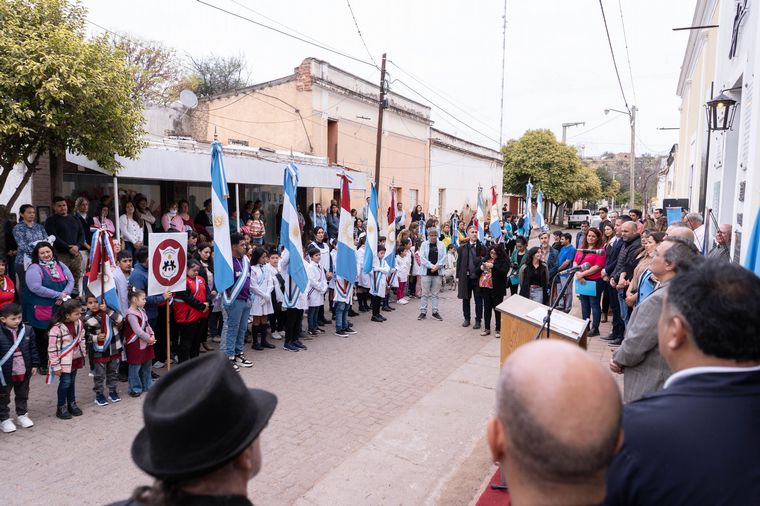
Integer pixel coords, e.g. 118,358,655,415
601,217,628,343
604,259,760,505
456,226,484,329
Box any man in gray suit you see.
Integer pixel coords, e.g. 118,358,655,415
609,238,701,403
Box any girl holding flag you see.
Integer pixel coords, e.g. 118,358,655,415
83,294,123,406
47,299,86,420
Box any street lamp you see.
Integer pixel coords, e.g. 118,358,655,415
604,106,637,211
705,92,738,131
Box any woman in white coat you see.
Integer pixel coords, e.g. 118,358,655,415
249,247,275,351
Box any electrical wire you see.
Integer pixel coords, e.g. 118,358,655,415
345,0,378,68
567,114,624,140
598,0,630,112
617,0,638,105
196,0,376,68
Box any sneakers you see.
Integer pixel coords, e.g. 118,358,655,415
128,391,142,398
431,313,443,321
293,340,308,350
228,357,241,372
108,391,122,403
283,343,299,352
344,328,358,335
68,403,83,416
418,313,427,320
371,315,384,322
235,354,254,367
480,329,491,336
16,414,33,428
398,298,409,305
56,405,72,420
0,418,16,433
152,361,166,369
211,335,222,343
94,393,109,407
495,331,501,338
335,330,349,337
270,331,283,340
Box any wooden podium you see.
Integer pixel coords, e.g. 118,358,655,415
496,295,588,366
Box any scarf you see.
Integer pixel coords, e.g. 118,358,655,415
40,260,62,280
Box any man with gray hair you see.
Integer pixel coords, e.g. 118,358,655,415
707,224,732,261
684,211,705,253
488,340,623,505
417,227,445,322
610,238,701,402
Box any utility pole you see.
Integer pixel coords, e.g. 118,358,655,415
374,53,387,189
561,121,585,143
629,105,637,211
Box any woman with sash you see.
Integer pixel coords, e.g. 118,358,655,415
24,241,74,374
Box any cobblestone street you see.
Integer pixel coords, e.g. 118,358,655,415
0,255,620,506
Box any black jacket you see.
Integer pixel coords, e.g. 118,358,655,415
605,369,760,505
456,241,484,299
604,237,624,274
0,324,39,383
45,213,85,252
612,235,641,282
478,257,510,297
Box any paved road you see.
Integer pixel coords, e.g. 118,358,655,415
0,236,620,505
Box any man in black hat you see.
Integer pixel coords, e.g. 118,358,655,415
108,352,277,506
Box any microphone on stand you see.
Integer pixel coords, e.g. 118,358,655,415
558,262,591,275
577,248,605,255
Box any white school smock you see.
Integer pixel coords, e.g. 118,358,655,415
249,263,274,316
369,258,390,297
265,263,283,304
279,249,308,310
395,253,411,282
356,245,371,289
306,260,327,307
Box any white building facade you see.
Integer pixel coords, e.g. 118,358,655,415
429,129,503,219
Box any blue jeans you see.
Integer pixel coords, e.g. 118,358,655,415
128,361,152,394
579,280,601,331
307,306,320,332
57,370,77,407
607,283,625,339
617,288,629,322
334,301,349,331
222,298,252,358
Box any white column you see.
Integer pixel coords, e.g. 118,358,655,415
236,183,241,232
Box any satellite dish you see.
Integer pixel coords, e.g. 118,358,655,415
179,89,198,109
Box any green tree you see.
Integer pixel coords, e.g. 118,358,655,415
187,54,249,97
502,129,601,222
110,34,182,105
0,0,145,208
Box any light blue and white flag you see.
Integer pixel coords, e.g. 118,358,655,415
489,186,502,241
210,140,234,293
523,179,533,237
744,207,760,277
281,162,309,296
335,172,357,291
451,215,459,248
476,187,485,242
536,189,546,231
363,183,379,274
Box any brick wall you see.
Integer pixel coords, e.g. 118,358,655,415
295,59,312,92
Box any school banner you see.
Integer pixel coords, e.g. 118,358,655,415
148,233,188,296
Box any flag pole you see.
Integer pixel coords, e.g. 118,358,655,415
166,304,171,371
100,230,107,346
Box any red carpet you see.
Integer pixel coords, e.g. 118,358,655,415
475,468,511,506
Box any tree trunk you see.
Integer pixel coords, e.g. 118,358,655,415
49,148,64,197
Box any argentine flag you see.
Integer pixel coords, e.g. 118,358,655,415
281,162,309,295
523,179,533,237
363,183,379,274
335,172,357,284
476,187,485,242
87,228,120,313
451,215,459,248
489,186,502,241
385,186,397,269
210,141,234,293
536,189,546,231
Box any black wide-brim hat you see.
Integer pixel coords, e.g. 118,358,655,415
131,352,277,481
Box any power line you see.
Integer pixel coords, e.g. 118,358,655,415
568,114,624,140
345,0,378,67
388,61,501,138
598,0,630,112
195,0,376,68
393,78,501,145
617,0,638,104
499,0,508,144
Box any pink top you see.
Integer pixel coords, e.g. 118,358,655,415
161,213,185,232
574,250,606,280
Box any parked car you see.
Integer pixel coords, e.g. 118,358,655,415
568,209,591,228
590,211,602,229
